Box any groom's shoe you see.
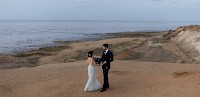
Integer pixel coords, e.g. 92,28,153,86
100,89,106,92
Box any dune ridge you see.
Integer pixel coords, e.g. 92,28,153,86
163,25,200,63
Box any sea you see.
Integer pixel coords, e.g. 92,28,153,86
0,20,200,54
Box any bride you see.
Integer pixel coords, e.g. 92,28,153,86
84,51,102,92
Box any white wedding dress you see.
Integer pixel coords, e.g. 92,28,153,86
84,64,102,92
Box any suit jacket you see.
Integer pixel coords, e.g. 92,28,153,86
99,50,114,70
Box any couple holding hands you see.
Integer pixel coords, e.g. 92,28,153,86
84,44,114,92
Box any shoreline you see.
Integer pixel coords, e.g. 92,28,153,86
0,33,110,56
1,31,193,69
0,31,166,56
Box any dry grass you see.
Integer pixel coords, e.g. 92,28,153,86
39,38,139,64
1,31,194,69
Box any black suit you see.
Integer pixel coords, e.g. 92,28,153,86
98,50,113,90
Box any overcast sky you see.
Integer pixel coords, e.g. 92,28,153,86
0,0,200,21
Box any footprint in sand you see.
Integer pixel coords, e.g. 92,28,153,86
0,85,13,93
110,70,130,75
172,71,200,78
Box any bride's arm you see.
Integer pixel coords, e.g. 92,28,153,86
86,58,89,66
92,58,100,66
92,58,96,66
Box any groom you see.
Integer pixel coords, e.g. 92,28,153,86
98,44,114,92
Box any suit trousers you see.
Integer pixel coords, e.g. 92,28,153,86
102,67,109,89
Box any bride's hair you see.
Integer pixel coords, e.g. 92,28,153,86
87,51,93,57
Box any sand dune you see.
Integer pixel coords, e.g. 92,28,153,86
1,60,200,97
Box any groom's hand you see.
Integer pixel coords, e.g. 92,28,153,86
102,61,107,64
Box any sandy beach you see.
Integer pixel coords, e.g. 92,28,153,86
1,30,200,97
1,60,200,97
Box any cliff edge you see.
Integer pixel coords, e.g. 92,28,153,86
163,25,200,63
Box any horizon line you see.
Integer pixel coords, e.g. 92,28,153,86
0,19,200,22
